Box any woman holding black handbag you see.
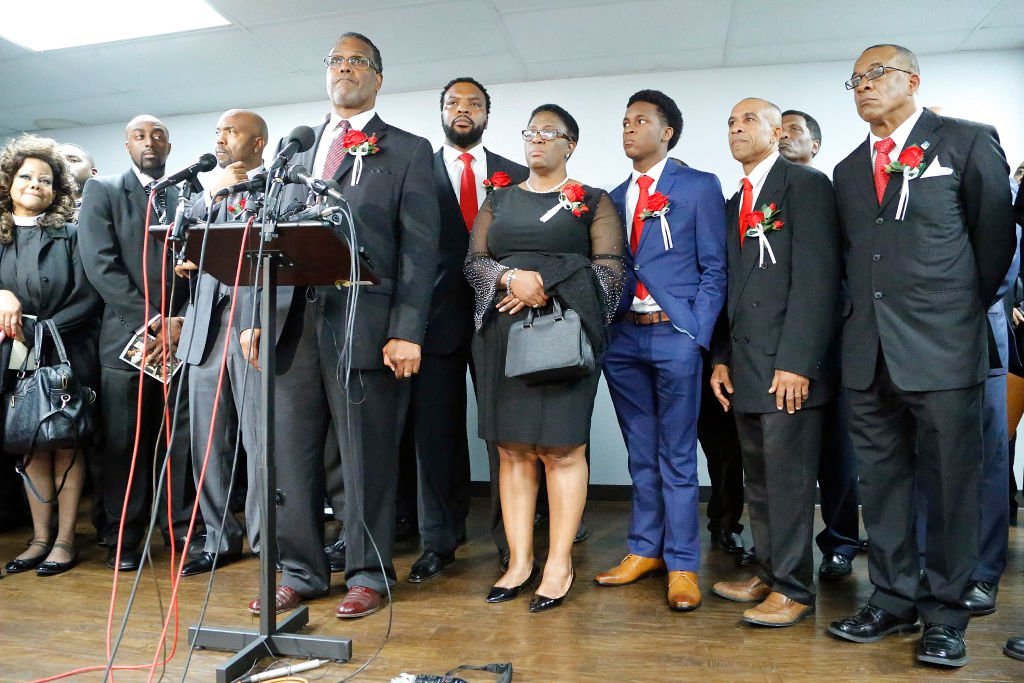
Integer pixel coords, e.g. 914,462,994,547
0,135,101,576
465,104,625,611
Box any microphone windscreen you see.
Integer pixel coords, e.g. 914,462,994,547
285,165,309,184
289,126,316,153
198,152,218,172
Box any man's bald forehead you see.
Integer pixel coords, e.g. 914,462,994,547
221,109,268,139
125,114,168,138
737,98,782,126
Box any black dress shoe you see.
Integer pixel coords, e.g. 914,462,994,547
36,542,79,577
1003,635,1024,661
487,565,540,603
181,551,241,577
5,539,52,574
713,530,744,555
958,580,997,616
324,538,346,573
529,569,575,613
819,553,853,582
573,521,589,544
737,546,756,567
828,604,920,643
106,546,142,572
916,623,968,667
408,550,455,583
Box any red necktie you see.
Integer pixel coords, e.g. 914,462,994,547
739,177,753,247
459,152,478,232
631,174,654,300
873,137,895,204
322,119,352,179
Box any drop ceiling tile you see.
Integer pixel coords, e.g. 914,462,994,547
208,0,442,26
960,26,1024,51
980,0,1024,27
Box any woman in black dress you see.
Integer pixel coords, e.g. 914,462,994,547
0,135,101,576
466,105,625,611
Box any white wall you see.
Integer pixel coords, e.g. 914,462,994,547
17,48,1024,485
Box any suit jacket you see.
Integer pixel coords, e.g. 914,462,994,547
424,148,527,356
609,159,727,349
710,156,840,414
834,109,1016,391
79,169,186,368
272,114,440,370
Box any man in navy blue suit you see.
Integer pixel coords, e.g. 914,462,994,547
595,90,726,612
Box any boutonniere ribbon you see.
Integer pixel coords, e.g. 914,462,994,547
885,142,929,221
743,202,784,268
540,182,589,222
639,192,672,250
341,130,380,186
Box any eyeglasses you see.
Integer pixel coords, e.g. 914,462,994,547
324,55,377,72
845,65,913,90
521,129,574,142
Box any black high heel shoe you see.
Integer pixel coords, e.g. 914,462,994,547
5,539,52,574
486,564,540,603
529,568,575,613
36,541,79,576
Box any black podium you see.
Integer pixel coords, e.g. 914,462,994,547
154,220,377,682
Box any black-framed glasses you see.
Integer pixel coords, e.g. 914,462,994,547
845,65,913,90
324,55,377,71
521,129,574,142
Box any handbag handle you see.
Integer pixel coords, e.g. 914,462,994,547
32,319,72,368
522,297,564,329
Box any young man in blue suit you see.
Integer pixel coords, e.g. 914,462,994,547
595,90,727,612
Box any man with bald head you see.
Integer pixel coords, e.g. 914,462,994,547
709,97,840,627
79,114,194,571
177,109,268,576
827,44,1015,667
60,143,97,203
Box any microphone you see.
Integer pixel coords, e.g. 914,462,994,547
213,171,268,198
150,153,217,193
285,165,345,203
269,125,316,171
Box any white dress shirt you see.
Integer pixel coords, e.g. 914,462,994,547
627,156,669,313
312,109,377,179
738,150,780,207
869,107,924,167
442,143,489,209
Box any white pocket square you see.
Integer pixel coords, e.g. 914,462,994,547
920,157,953,178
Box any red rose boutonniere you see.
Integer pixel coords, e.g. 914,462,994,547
482,171,512,194
341,129,380,186
639,192,674,250
884,141,931,220
743,202,783,268
227,197,246,218
560,183,589,217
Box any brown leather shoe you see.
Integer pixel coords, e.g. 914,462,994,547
248,585,303,615
742,591,815,627
594,554,666,586
336,586,384,619
711,575,772,603
667,571,701,611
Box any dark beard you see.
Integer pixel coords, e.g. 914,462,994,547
442,120,485,149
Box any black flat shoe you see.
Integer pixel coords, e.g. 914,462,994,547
487,564,540,603
324,537,346,574
181,551,242,577
713,530,745,555
529,569,575,613
409,550,455,583
106,546,142,572
5,539,52,574
36,541,78,576
818,553,853,582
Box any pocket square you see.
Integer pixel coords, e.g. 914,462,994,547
920,157,953,178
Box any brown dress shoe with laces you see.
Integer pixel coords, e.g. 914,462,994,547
711,575,772,603
667,571,701,611
248,585,303,615
594,554,666,586
336,586,384,618
742,591,815,627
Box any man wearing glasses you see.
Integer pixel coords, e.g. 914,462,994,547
827,44,1015,667
242,32,439,619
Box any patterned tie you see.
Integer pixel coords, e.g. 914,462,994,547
873,137,896,204
739,177,753,247
145,181,167,223
631,174,654,300
322,119,352,179
458,152,478,232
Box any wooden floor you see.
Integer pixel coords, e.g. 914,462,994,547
1,501,1023,682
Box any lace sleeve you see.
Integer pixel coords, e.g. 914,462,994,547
463,195,508,330
589,192,626,324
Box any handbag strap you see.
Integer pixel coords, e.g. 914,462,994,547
522,297,564,328
33,319,71,367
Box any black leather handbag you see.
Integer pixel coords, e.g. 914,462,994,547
4,319,96,456
504,298,594,384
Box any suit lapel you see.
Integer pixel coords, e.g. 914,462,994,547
433,149,463,227
332,114,387,184
731,158,788,315
636,164,678,254
879,109,944,214
847,138,877,210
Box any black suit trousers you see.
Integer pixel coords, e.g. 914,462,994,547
697,354,744,534
846,352,982,630
815,393,861,558
734,406,822,606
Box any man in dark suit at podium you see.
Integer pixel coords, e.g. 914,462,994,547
176,109,268,576
79,114,193,571
400,77,528,583
826,44,1015,667
242,32,439,619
